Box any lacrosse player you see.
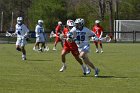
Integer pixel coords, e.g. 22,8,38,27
69,18,99,77
52,21,63,51
33,20,46,52
92,20,104,53
59,19,89,75
14,17,29,60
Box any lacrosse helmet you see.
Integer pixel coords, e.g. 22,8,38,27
67,20,75,26
74,18,84,29
58,21,62,25
17,17,23,25
38,20,43,26
95,20,100,24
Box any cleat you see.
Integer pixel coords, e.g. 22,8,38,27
94,68,99,77
44,47,49,51
38,48,43,52
96,49,99,53
83,73,86,75
22,57,26,60
53,47,57,51
33,47,36,51
59,65,66,72
86,68,91,75
82,66,86,75
101,50,103,53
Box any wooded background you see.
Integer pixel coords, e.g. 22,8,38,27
0,0,140,32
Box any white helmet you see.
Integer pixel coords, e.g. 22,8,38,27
67,20,74,26
38,20,43,24
38,20,43,26
95,20,100,24
17,17,23,25
58,21,62,25
75,18,84,26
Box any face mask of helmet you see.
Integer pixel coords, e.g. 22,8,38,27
75,18,84,30
67,20,74,30
38,20,43,26
17,17,23,25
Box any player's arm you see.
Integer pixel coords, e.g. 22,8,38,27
99,27,103,39
23,25,30,40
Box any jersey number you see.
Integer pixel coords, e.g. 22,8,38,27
76,35,85,41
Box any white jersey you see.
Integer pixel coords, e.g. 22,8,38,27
35,25,44,38
70,27,95,48
15,24,29,38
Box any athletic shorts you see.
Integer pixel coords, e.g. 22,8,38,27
78,44,90,53
16,37,27,47
36,36,45,43
55,37,62,43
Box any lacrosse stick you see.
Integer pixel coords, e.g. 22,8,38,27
49,31,56,38
91,34,112,42
5,32,16,37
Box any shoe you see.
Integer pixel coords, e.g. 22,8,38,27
38,48,43,52
101,50,103,53
86,68,91,75
33,47,36,51
81,66,86,75
59,65,66,72
96,49,99,53
94,68,99,77
22,57,26,60
53,47,56,51
44,47,49,51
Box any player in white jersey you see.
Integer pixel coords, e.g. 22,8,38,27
69,18,99,77
14,17,29,60
33,20,48,52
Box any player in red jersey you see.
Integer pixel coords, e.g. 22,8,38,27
92,20,104,53
59,19,88,75
52,21,63,50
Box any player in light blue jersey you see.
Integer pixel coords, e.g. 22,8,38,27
69,18,99,77
33,20,49,52
14,17,29,60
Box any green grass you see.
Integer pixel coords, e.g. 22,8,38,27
0,43,140,93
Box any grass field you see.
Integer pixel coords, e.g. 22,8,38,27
0,43,140,93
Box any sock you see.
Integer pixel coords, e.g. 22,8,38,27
22,54,26,58
62,62,66,67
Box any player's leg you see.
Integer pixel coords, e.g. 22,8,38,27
53,37,59,50
79,51,99,77
71,51,87,75
60,40,63,47
59,49,69,72
21,46,26,60
16,39,21,51
94,41,99,53
99,40,103,53
33,37,40,51
33,42,39,51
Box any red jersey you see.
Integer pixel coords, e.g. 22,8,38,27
63,27,79,56
55,25,62,36
92,25,103,38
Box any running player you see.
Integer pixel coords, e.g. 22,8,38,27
59,19,87,75
69,18,99,77
14,17,29,60
52,21,63,51
92,20,104,53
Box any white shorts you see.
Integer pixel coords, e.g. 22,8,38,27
16,37,27,47
36,36,45,43
78,44,90,53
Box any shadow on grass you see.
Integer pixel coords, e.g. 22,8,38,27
27,59,53,62
73,75,129,79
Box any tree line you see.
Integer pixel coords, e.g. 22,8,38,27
0,0,140,32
